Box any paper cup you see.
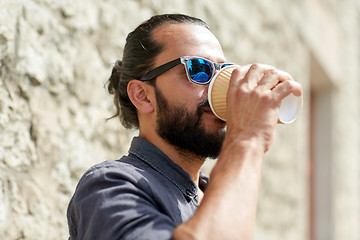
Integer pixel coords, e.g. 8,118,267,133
208,65,238,121
208,65,302,124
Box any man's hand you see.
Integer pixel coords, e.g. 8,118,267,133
226,63,302,152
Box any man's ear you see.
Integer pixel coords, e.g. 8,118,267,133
127,80,155,114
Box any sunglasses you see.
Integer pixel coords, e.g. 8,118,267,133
139,56,233,85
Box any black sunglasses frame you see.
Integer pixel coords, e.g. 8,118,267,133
139,56,233,85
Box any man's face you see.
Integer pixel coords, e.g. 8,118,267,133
152,23,227,159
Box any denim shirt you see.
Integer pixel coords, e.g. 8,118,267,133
67,137,209,240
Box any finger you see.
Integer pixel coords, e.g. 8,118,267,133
274,69,294,82
230,64,251,83
227,64,251,93
241,63,276,89
272,80,302,100
256,68,293,92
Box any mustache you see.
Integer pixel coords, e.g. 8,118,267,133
198,99,210,111
198,98,226,124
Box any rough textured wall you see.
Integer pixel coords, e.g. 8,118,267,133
0,0,307,239
0,0,358,239
304,0,360,239
326,1,360,239
0,0,138,238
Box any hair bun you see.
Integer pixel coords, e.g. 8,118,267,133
114,60,122,70
108,60,123,94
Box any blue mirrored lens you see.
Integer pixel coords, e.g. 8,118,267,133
188,59,212,83
222,64,232,68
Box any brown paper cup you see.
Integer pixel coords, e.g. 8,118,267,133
208,65,302,124
208,65,238,121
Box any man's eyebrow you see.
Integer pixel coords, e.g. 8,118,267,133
199,55,228,63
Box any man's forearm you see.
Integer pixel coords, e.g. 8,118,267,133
173,136,265,240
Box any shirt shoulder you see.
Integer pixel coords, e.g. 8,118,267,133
82,156,150,183
67,157,177,240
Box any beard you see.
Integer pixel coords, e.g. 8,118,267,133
154,86,226,160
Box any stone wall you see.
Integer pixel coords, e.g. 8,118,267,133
0,0,359,239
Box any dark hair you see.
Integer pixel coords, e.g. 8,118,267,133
107,14,209,129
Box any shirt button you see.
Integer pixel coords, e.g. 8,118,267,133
186,189,193,196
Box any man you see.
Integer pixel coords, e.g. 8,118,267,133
67,14,301,239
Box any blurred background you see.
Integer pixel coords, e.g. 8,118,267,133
0,0,359,239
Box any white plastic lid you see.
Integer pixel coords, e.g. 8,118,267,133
278,94,303,124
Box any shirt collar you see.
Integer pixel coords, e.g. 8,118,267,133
128,137,199,200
